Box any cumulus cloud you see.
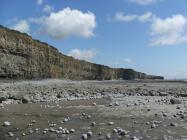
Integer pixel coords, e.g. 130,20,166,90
115,11,154,22
68,48,97,61
150,15,187,46
43,5,54,13
129,0,157,5
32,7,96,39
37,0,43,5
13,20,30,33
112,10,187,46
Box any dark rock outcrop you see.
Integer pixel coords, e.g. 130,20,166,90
0,25,164,80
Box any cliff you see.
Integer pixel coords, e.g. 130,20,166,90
0,25,164,80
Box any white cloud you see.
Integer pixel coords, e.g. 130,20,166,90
68,48,97,61
115,12,137,22
139,12,154,22
150,15,187,46
125,58,132,63
13,20,30,33
37,0,43,5
115,11,154,22
33,7,96,39
129,0,157,5
43,5,54,13
112,10,187,46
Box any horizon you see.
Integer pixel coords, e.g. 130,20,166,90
1,0,187,79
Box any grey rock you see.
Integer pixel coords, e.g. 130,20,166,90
106,133,111,139
0,96,6,103
87,131,93,137
170,98,181,104
8,132,14,137
22,96,29,103
3,121,11,127
82,134,88,140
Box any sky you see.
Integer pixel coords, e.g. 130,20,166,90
1,0,187,79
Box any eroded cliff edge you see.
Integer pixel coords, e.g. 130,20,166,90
0,25,164,80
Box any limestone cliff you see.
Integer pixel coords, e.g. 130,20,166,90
0,25,164,80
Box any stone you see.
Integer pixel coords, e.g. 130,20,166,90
87,115,91,119
82,134,88,140
8,132,14,137
22,96,29,104
170,122,178,127
114,102,120,106
49,128,55,132
131,136,140,140
170,98,181,104
176,106,180,109
159,92,168,96
106,133,111,139
63,118,69,122
113,128,118,133
120,130,128,135
0,96,6,103
92,102,97,106
3,121,11,127
91,122,96,127
108,122,114,125
151,124,157,128
70,129,75,133
87,131,93,137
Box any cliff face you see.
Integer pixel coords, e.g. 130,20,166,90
0,25,164,80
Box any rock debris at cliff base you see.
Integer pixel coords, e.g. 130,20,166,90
0,80,187,140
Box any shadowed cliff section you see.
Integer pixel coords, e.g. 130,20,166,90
0,25,164,80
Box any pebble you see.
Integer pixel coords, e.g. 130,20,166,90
92,102,97,106
131,136,140,140
87,115,91,119
114,102,120,106
70,129,75,133
35,128,39,131
65,130,70,134
120,130,128,135
91,122,96,127
29,130,33,134
170,98,181,104
151,124,157,128
113,128,118,133
49,123,56,127
63,118,69,122
82,134,88,140
108,122,114,125
170,122,178,127
8,132,14,137
49,128,55,132
106,133,111,139
31,120,36,123
109,103,113,106
87,131,93,137
176,106,180,109
3,121,11,126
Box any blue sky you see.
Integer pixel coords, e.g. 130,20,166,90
1,0,187,79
